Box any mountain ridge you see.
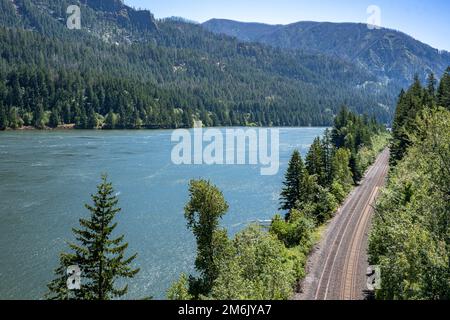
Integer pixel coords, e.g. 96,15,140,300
203,19,450,87
0,0,401,130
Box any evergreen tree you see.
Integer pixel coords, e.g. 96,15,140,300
331,106,351,149
34,103,46,129
49,109,60,128
305,137,326,187
279,150,306,218
321,129,335,187
184,179,229,297
437,67,450,110
75,108,87,129
182,109,193,128
349,151,363,184
331,148,354,193
87,108,98,129
390,76,425,166
0,103,7,130
46,175,140,300
426,73,437,98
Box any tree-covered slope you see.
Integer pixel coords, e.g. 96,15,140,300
203,19,450,88
0,0,395,130
368,68,450,300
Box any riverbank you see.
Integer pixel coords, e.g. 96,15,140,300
3,124,76,131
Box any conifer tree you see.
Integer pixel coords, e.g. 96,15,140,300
280,150,306,216
49,109,60,128
427,72,437,98
47,175,139,300
437,67,450,110
182,109,193,128
390,76,425,166
321,129,335,187
349,151,363,184
33,103,45,129
87,108,98,129
306,137,326,187
0,103,8,130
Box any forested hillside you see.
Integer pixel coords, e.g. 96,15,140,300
203,19,450,88
369,68,450,299
0,0,394,130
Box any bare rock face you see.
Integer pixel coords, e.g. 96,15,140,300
86,0,158,32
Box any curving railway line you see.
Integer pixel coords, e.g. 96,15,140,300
296,149,390,300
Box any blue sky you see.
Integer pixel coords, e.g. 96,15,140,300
124,0,450,51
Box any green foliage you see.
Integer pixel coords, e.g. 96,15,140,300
210,225,302,300
167,274,193,300
105,110,119,130
172,109,386,300
0,103,7,130
369,107,450,300
331,106,384,183
279,150,306,215
46,175,140,300
331,148,354,194
306,137,326,186
203,19,450,90
48,109,60,128
0,0,394,131
184,179,229,297
357,132,391,172
280,109,386,224
270,210,315,249
437,67,450,109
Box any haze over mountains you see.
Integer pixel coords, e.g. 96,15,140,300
0,0,448,129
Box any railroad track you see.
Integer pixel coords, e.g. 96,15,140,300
296,149,390,300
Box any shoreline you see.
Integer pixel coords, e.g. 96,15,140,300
2,125,331,132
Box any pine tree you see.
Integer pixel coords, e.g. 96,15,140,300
427,72,437,98
182,109,193,128
321,129,335,187
49,109,60,128
349,151,363,184
331,148,354,192
0,103,8,130
33,103,45,129
46,175,140,300
279,150,306,216
331,106,351,149
87,108,98,129
390,76,425,166
437,67,450,110
305,137,326,187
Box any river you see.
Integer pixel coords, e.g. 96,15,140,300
0,127,326,299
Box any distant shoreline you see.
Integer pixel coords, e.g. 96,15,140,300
1,125,331,132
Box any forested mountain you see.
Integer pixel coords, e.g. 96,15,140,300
203,19,450,88
0,0,395,130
